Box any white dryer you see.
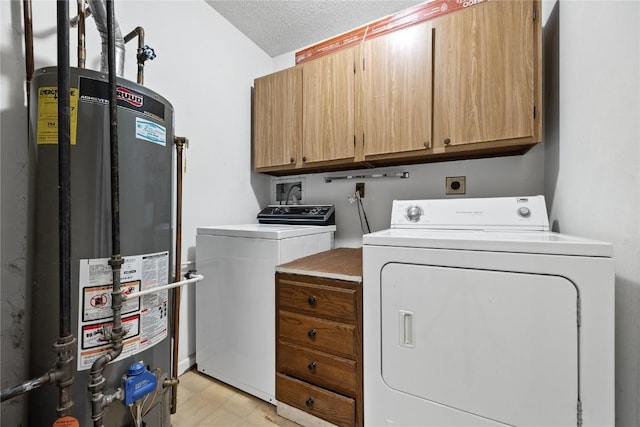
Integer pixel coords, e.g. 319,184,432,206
362,196,614,427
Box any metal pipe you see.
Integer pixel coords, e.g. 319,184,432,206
124,26,146,84
88,2,124,425
0,372,54,402
58,0,72,343
77,0,86,68
56,0,76,418
2,0,78,413
170,136,187,413
121,274,203,301
23,0,34,107
87,0,125,76
70,5,92,27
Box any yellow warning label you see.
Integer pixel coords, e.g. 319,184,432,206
36,87,78,145
52,415,80,427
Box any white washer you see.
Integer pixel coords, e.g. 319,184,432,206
195,224,335,403
363,196,614,427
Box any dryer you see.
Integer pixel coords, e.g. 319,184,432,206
362,196,614,426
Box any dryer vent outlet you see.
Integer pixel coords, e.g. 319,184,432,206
446,176,466,195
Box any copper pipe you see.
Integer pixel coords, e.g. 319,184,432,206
124,26,145,84
171,136,187,414
77,0,86,68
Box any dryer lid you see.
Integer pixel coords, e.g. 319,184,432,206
197,223,336,239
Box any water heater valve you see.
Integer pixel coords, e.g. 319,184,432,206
141,45,156,61
122,361,157,405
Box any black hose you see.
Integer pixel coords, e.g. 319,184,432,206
57,0,72,340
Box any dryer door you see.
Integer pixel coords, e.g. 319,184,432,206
381,264,578,427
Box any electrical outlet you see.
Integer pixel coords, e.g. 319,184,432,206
446,176,466,195
355,182,365,198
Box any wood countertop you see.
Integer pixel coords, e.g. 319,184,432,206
276,247,363,283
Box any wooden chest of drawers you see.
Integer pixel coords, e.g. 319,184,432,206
275,248,363,427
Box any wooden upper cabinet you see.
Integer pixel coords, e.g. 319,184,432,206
301,47,356,165
253,67,301,170
432,0,538,149
361,21,433,158
253,0,541,174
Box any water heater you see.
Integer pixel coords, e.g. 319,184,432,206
29,66,174,426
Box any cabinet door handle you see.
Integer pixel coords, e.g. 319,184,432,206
305,397,314,408
308,361,317,373
307,296,317,306
444,138,451,146
290,157,295,163
302,156,307,162
307,328,317,338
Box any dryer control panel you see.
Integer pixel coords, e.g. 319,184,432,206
390,196,549,231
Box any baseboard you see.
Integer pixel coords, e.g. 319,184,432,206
276,401,337,427
178,354,195,376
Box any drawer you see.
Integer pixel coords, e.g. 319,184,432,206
278,278,357,322
278,340,357,396
279,310,357,358
276,373,355,427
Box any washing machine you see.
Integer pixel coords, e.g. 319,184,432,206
195,221,335,403
362,196,614,427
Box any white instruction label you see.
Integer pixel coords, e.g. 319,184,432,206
77,251,169,371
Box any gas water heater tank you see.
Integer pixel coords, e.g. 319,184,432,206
28,67,174,427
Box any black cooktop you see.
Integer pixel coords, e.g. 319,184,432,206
257,205,335,226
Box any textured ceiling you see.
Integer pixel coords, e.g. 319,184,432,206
205,0,425,57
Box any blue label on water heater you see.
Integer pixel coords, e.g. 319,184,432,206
135,117,166,146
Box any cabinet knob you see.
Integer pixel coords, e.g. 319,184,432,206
302,156,307,162
444,138,451,146
305,397,314,408
308,361,317,373
307,296,317,306
290,157,295,163
424,141,430,148
307,328,317,339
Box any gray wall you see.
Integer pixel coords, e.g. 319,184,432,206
542,1,640,425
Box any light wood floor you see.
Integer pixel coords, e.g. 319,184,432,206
170,369,300,427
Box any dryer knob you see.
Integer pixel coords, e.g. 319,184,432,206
406,206,422,223
517,207,531,218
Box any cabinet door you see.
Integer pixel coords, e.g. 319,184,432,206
302,47,356,164
361,22,433,157
433,0,536,148
253,67,301,170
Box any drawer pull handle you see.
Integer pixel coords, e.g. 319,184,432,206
307,296,317,306
307,329,317,339
308,361,317,373
305,397,314,408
